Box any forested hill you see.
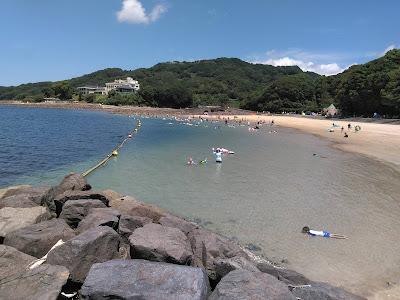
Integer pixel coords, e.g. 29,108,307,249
1,51,399,117
243,49,400,117
0,58,306,108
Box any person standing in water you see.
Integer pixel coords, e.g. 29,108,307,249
213,149,223,163
302,226,347,239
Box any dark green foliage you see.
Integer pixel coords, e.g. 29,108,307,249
243,73,317,113
333,49,400,116
244,49,400,116
1,51,400,116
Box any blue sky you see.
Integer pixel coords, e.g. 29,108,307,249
0,0,399,86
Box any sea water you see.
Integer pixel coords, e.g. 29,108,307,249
1,106,399,296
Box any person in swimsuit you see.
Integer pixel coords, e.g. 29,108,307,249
302,226,347,239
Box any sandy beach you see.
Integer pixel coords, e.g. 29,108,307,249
1,101,400,172
194,114,400,172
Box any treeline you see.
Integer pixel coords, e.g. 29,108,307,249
244,50,400,117
1,50,399,117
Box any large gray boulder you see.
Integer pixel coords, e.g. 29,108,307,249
41,173,91,214
4,219,75,258
188,228,245,281
0,206,51,241
215,255,260,279
46,226,120,283
0,194,39,209
159,213,198,235
257,262,311,286
0,185,50,205
109,195,165,222
209,269,296,300
0,245,69,300
80,259,210,300
291,281,366,300
129,223,193,265
118,214,152,239
59,199,107,228
53,190,109,216
76,208,121,234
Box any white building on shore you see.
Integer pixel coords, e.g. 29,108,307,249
76,86,107,95
77,77,140,96
105,77,140,94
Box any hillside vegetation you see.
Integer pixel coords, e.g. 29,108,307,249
1,50,399,117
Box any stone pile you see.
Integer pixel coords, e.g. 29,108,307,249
0,173,365,299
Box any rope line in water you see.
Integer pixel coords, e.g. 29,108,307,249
82,119,141,177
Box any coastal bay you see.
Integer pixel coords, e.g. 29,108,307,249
1,103,399,298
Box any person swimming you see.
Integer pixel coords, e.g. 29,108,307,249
187,157,196,165
302,226,347,239
199,158,207,164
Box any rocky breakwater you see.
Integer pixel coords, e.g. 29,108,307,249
0,173,366,300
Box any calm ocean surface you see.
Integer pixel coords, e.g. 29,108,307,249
1,106,399,296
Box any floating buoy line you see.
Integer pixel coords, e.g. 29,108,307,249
81,119,141,178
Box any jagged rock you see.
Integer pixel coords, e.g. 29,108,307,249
0,207,51,241
59,199,107,228
0,186,50,205
109,195,165,222
0,194,39,209
101,189,124,201
41,173,91,214
291,281,366,300
257,262,311,286
118,214,152,239
46,226,120,283
53,190,109,216
159,213,198,235
76,208,120,233
215,255,260,279
0,185,31,199
0,245,69,300
4,219,75,258
188,228,245,281
129,223,193,264
209,269,296,300
80,259,210,300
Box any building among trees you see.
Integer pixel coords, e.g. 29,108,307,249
324,104,338,117
77,77,140,96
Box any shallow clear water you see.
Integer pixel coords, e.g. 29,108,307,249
1,106,400,296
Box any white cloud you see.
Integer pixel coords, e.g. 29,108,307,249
117,0,167,24
252,49,347,76
382,44,396,56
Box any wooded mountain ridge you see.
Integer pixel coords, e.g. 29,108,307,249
1,50,399,117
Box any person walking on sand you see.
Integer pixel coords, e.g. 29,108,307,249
302,226,347,239
341,126,344,133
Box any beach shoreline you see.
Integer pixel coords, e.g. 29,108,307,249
2,100,399,172
2,101,400,299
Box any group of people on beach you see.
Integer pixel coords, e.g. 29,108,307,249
330,122,361,138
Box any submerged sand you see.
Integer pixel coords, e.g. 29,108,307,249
2,101,400,299
192,114,400,172
2,101,399,171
